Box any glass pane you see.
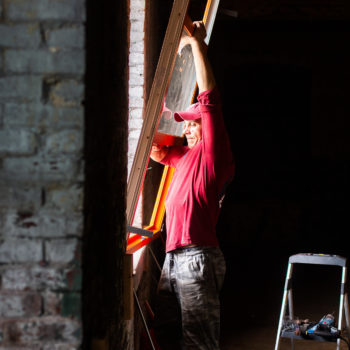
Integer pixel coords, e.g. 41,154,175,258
156,29,197,143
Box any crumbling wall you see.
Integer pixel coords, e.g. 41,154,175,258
0,0,85,348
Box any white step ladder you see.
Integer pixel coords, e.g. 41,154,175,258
275,253,350,350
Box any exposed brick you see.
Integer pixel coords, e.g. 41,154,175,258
3,103,83,129
42,291,80,320
0,186,41,211
64,267,81,291
129,86,143,99
129,107,143,120
129,52,144,66
1,210,67,238
129,95,144,108
130,10,145,21
1,266,75,291
128,129,141,140
5,0,86,21
3,102,41,126
0,346,38,350
130,0,146,9
0,210,82,239
45,239,79,264
65,215,83,237
42,291,62,315
128,0,144,195
1,316,81,344
0,292,42,318
41,343,81,350
128,142,138,158
0,0,85,346
49,80,84,107
130,31,144,42
130,41,144,53
0,76,41,101
0,238,42,263
46,26,84,49
0,104,3,126
4,49,85,75
0,129,37,156
45,130,83,155
128,117,143,130
41,107,84,130
129,71,143,85
0,23,41,48
2,155,80,183
129,64,143,75
46,184,83,212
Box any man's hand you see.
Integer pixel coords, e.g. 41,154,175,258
179,20,215,93
150,143,168,162
192,21,207,43
179,21,207,54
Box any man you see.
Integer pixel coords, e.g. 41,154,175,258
151,21,235,350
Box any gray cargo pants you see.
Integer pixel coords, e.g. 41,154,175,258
156,246,226,350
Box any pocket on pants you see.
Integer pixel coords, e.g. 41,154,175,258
188,253,207,280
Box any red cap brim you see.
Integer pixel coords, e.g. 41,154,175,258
174,111,201,122
174,102,201,122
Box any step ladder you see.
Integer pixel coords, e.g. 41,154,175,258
275,253,350,350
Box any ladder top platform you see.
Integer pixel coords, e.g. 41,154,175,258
289,253,347,267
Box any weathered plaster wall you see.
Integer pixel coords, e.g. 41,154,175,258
0,0,85,348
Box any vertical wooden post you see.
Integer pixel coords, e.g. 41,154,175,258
91,338,109,350
123,254,134,320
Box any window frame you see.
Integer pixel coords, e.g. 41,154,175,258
126,0,220,254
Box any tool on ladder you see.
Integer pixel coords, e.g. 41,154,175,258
275,253,350,350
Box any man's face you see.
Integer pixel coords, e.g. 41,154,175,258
183,118,202,149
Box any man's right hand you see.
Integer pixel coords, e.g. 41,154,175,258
150,143,168,162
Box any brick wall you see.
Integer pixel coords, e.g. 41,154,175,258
0,0,85,348
128,1,172,349
128,0,145,233
128,0,145,174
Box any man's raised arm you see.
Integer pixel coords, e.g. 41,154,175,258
180,21,216,93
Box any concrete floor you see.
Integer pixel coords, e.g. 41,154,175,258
150,243,349,349
219,245,349,349
221,326,349,349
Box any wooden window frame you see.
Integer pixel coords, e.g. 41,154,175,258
126,0,220,254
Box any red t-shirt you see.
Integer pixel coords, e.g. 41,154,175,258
161,88,235,252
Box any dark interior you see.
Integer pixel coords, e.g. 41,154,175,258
210,4,350,348
82,0,350,348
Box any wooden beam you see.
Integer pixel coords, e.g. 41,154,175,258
123,254,134,320
126,0,191,226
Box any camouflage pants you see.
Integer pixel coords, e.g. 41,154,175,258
156,246,226,350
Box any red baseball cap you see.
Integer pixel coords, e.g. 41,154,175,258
174,102,201,122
